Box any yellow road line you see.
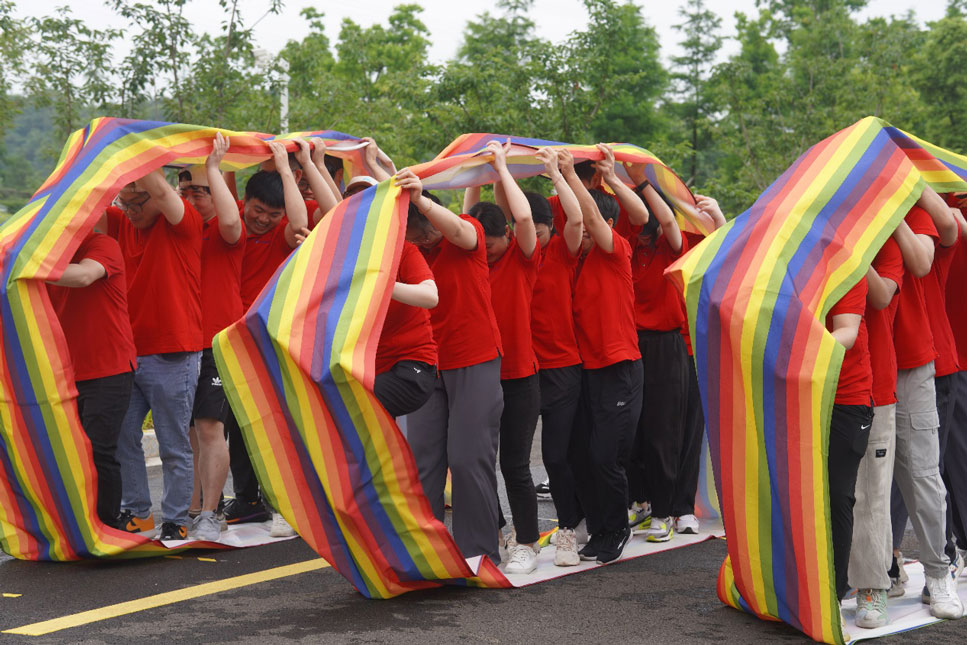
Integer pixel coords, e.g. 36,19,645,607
2,558,329,637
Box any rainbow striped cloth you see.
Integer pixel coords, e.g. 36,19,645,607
667,116,967,644
0,118,376,561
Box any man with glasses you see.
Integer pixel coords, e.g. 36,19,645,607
107,168,204,542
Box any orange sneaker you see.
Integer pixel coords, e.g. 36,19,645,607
118,509,154,533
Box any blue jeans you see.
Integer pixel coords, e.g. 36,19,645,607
118,352,201,526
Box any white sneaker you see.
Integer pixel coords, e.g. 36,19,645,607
505,543,539,574
854,588,888,629
952,549,966,581
675,514,700,535
551,519,589,546
553,528,580,567
644,516,672,542
887,576,905,598
925,574,964,619
192,511,220,542
270,512,296,537
897,551,909,584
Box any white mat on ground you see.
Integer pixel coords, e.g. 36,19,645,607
155,520,298,549
500,520,725,587
842,560,966,643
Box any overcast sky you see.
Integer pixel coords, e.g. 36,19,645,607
13,0,948,67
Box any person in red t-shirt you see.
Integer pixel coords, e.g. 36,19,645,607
178,134,244,541
47,232,137,529
824,278,874,605
888,195,963,619
223,142,309,533
530,147,586,567
466,140,542,574
107,168,203,542
394,165,504,565
373,238,438,417
596,144,691,543
848,238,904,628
560,150,643,565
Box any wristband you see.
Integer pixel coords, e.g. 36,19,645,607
634,179,651,194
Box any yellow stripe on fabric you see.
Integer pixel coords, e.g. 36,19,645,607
2,559,331,636
811,335,839,640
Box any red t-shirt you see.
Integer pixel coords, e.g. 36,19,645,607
893,206,939,370
201,217,245,346
922,243,959,377
573,228,641,369
630,232,688,332
48,233,137,381
107,201,203,355
826,278,872,406
531,235,581,369
421,216,502,370
489,236,540,379
866,238,904,406
375,242,438,374
240,205,295,310
945,235,967,368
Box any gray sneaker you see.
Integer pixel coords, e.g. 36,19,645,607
855,588,888,629
193,511,221,542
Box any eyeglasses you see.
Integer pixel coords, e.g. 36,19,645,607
113,192,151,214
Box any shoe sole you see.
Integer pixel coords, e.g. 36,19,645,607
678,527,698,535
536,493,552,500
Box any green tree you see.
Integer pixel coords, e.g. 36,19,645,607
0,0,30,140
669,0,722,185
913,5,967,148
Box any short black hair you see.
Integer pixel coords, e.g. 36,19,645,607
468,202,507,237
525,191,553,229
406,190,441,231
178,169,191,183
588,189,618,226
244,170,285,209
323,154,343,176
574,160,596,182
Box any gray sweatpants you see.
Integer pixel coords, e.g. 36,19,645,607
407,357,503,563
893,361,950,579
848,404,896,590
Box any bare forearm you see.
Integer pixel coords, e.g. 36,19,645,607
919,186,958,247
605,175,648,226
282,171,308,247
391,280,438,308
207,166,242,244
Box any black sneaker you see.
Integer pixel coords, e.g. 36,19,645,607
596,526,631,564
578,532,604,561
159,522,187,541
535,478,551,500
223,497,271,524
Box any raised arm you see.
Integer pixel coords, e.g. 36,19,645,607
830,313,861,350
463,185,481,213
560,149,613,254
311,140,342,207
205,132,242,245
293,138,338,224
362,137,392,182
694,194,727,231
893,220,933,278
395,168,478,251
392,280,438,308
270,141,308,249
488,140,535,257
137,169,185,226
537,146,583,256
49,258,106,288
919,186,958,247
865,263,898,311
597,143,648,227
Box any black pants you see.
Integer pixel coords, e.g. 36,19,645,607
828,403,873,601
539,365,584,529
225,410,260,502
891,372,958,561
943,371,967,550
76,371,134,527
627,330,689,518
496,374,541,544
374,360,436,418
572,360,644,535
671,355,705,517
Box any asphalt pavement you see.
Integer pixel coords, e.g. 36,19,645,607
0,430,962,644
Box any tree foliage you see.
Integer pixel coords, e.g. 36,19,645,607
0,0,964,217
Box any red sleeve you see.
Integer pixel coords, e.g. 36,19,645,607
398,242,433,284
105,206,123,238
830,278,868,317
169,198,202,237
462,214,486,252
610,228,632,262
81,234,125,279
873,237,904,288
905,205,938,240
